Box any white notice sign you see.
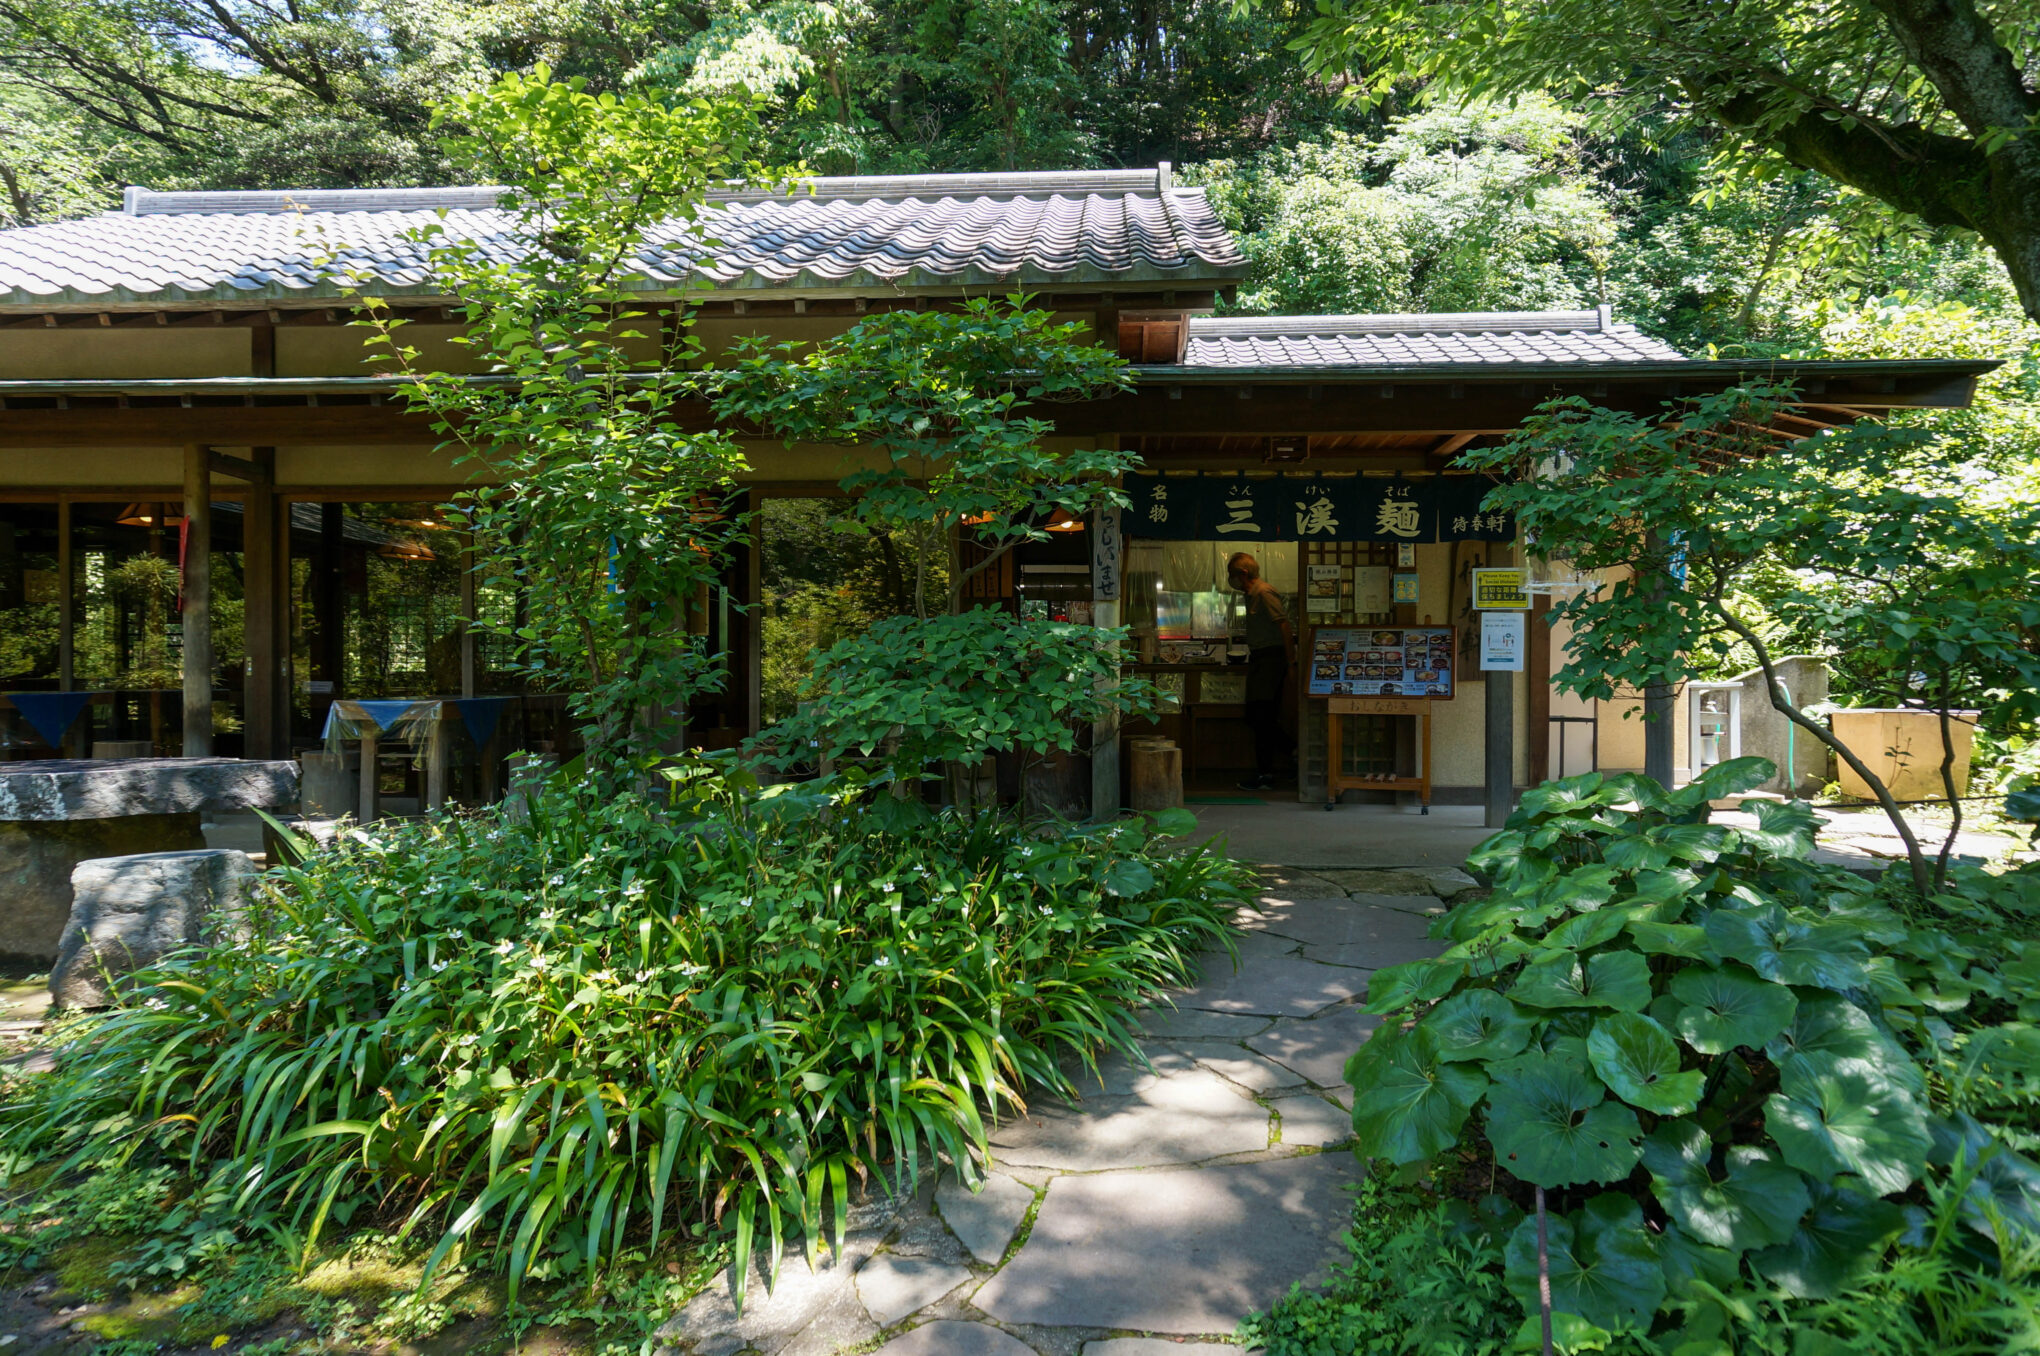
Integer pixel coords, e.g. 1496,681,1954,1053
1480,611,1526,672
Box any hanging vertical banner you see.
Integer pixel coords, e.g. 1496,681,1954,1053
1359,476,1436,543
1092,505,1123,600
1123,473,1199,539
1205,474,1276,540
1284,474,1351,542
1436,476,1517,542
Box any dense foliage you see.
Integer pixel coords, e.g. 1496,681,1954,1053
1285,0,2040,324
1463,384,2040,891
759,608,1158,777
347,70,773,770
1343,757,2040,1348
2,767,1245,1306
715,298,1150,802
0,0,1364,203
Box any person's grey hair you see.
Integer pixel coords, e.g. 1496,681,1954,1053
1226,552,1260,581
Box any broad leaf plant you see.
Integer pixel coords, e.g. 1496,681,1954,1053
1350,757,2040,1340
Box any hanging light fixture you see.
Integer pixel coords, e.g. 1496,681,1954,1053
116,504,184,527
375,539,436,561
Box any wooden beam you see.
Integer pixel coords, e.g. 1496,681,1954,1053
208,450,269,481
1430,432,1478,459
181,444,214,756
0,403,447,446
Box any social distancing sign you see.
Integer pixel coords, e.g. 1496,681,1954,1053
1472,568,1528,610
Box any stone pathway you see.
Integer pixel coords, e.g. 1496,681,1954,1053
657,865,1471,1355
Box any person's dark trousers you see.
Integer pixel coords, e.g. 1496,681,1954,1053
1244,646,1289,783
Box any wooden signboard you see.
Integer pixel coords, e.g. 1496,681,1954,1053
1309,626,1454,813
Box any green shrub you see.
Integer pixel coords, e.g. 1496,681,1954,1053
2,763,1245,1306
1345,755,2040,1346
1237,1170,1524,1356
1243,1164,2040,1355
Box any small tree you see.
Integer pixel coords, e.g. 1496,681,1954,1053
1462,385,2040,894
713,300,1158,805
348,69,771,777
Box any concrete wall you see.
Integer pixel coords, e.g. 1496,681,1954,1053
1728,655,1831,794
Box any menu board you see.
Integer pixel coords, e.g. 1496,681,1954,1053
1306,626,1455,699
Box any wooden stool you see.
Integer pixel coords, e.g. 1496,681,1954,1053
1128,737,1183,812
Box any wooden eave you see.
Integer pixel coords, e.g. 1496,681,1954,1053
0,359,1996,450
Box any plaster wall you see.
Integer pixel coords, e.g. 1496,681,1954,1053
1429,675,1530,788
0,330,250,379
0,447,186,488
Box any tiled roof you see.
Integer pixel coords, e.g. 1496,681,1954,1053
1182,310,1687,368
0,170,1245,308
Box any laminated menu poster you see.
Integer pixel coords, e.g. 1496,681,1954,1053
1306,626,1455,698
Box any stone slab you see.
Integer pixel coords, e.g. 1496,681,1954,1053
660,1232,879,1350
1415,867,1484,900
1247,1007,1382,1090
776,1285,881,1356
935,1172,1035,1266
871,1321,1036,1356
1067,1045,1201,1098
1259,900,1443,971
1319,869,1437,896
1084,1343,1240,1356
855,1255,972,1327
1169,952,1366,1017
1273,1094,1356,1147
0,758,298,822
52,849,255,1008
973,1154,1355,1333
1205,930,1304,962
990,1070,1270,1170
1251,866,1350,900
1174,1041,1307,1093
0,813,205,962
1132,1007,1271,1040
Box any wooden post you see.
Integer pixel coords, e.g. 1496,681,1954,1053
1090,503,1124,821
1484,543,1517,828
459,537,477,699
426,709,450,811
359,728,380,823
243,449,280,757
181,444,214,757
1485,668,1514,828
1528,595,1552,785
56,498,72,693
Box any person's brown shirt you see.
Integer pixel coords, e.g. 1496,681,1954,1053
1242,578,1288,650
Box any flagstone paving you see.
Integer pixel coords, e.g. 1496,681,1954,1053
656,866,1447,1355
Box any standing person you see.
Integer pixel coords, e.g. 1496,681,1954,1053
1227,552,1294,791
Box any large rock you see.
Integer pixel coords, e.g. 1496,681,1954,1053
51,849,256,1008
0,758,296,961
0,815,205,962
0,758,298,821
